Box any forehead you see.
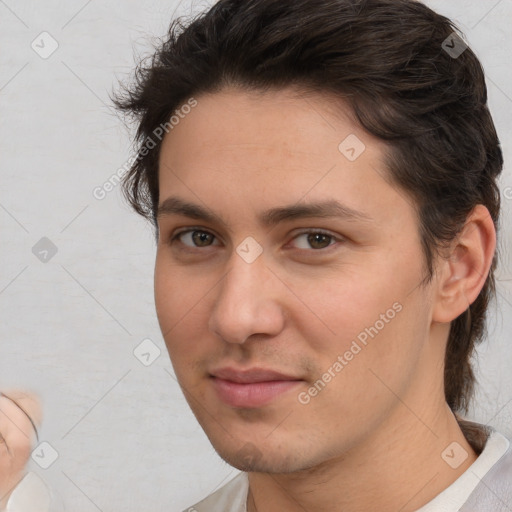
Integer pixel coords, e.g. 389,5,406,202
157,86,411,228
161,86,375,163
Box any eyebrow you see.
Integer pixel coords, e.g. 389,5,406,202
156,196,373,227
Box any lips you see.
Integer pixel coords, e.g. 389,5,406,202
209,367,303,408
210,367,300,383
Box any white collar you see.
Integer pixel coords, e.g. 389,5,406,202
416,429,510,511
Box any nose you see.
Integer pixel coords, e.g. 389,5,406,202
208,249,286,345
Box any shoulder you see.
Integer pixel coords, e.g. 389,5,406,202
461,429,512,511
183,472,249,512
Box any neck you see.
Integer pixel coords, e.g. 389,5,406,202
247,401,478,512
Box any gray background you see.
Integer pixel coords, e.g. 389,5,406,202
1,0,511,510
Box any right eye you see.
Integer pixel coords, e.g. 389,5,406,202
170,228,221,248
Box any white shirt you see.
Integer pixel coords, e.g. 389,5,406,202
185,428,512,511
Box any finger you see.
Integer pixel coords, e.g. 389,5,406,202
0,390,43,435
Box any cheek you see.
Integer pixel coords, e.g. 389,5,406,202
304,282,427,413
286,264,400,351
154,253,208,326
154,258,178,334
291,255,425,380
154,258,206,359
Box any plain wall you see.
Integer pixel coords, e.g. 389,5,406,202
1,0,511,510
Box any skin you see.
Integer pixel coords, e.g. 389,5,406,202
155,87,496,511
0,390,42,509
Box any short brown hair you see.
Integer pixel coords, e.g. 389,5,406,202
113,0,503,435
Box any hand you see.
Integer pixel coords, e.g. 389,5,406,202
0,390,42,509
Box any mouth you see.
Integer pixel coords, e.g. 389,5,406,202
209,367,304,408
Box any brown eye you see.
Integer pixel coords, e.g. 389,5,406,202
191,231,214,247
292,231,337,250
173,229,219,248
307,233,332,249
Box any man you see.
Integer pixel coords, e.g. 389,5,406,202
112,0,512,510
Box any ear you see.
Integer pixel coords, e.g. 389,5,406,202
432,204,496,323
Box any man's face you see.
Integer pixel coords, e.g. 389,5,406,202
155,87,440,473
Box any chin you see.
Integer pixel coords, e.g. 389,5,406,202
213,441,311,474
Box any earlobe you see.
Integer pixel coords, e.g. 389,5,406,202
432,204,496,324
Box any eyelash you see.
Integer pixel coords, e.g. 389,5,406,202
168,227,343,252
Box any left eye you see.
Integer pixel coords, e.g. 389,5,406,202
291,231,337,250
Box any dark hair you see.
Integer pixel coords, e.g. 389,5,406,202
113,0,503,448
